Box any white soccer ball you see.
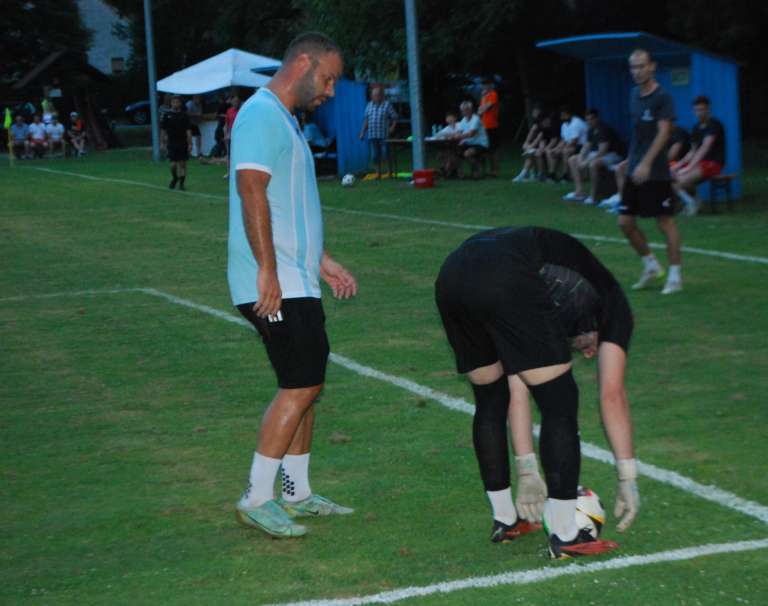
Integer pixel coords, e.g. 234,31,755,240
341,173,356,187
575,486,606,539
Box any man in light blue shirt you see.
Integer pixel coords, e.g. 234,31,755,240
456,100,489,178
228,32,358,538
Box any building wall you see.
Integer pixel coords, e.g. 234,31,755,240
76,0,132,75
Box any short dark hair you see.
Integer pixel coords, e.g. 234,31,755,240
284,32,341,64
630,48,654,63
586,108,599,117
692,95,710,107
559,105,572,115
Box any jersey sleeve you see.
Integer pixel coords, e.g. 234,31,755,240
657,92,676,123
534,228,634,352
231,104,287,176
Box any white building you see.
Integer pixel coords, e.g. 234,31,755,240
76,0,132,75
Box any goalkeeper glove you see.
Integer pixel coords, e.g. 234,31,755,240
515,453,547,522
614,458,640,532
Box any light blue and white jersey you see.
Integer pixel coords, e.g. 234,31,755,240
227,88,324,306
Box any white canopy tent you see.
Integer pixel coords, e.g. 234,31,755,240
156,48,281,94
156,48,280,154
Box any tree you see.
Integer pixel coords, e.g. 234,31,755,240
1,0,92,90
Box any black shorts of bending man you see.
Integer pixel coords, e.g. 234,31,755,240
435,226,639,559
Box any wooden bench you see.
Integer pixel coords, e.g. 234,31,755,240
707,173,736,213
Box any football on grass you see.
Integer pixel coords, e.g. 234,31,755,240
575,486,606,539
341,173,356,187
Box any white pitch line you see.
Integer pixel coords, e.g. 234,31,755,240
28,167,223,202
3,286,768,526
324,206,768,266
23,167,768,266
264,538,768,606
0,287,142,303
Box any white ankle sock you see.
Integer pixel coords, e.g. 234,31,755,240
642,254,660,271
668,265,682,282
241,452,281,507
487,488,518,526
544,498,578,541
281,453,312,502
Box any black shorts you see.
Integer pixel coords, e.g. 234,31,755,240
620,180,675,217
237,297,330,389
435,242,571,376
167,143,189,162
486,128,500,151
189,124,201,137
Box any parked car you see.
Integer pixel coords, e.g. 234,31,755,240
124,100,153,125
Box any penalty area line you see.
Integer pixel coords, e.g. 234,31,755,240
2,286,768,527
262,538,768,606
22,167,768,266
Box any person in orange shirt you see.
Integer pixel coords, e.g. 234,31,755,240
478,78,500,177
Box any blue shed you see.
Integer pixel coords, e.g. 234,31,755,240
536,32,742,200
313,79,369,176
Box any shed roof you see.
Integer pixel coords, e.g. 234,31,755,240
536,32,737,65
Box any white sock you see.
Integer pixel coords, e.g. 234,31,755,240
642,254,660,271
544,498,578,541
487,488,518,526
668,265,682,283
281,453,312,502
240,452,281,508
677,188,695,206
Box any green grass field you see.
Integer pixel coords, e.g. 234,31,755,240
2,146,767,605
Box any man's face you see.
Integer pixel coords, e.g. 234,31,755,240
693,103,710,123
571,332,598,359
296,51,343,112
15,116,23,125
232,96,241,108
560,111,571,122
171,97,182,111
461,104,472,118
586,114,598,128
371,87,384,103
629,52,655,86
446,114,457,126
33,115,41,123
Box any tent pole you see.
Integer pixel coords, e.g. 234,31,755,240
404,0,425,171
143,0,160,162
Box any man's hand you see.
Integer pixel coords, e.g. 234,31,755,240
321,254,358,299
253,268,281,318
515,453,547,522
614,458,640,532
631,162,651,184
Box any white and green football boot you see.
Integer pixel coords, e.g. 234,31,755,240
235,499,307,538
278,494,354,517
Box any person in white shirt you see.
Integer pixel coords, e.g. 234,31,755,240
546,106,587,182
456,101,489,178
28,114,49,158
45,115,66,156
431,111,462,177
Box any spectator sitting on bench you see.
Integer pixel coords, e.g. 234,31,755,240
513,104,545,182
10,114,31,159
672,95,726,215
46,114,66,156
547,106,587,182
28,114,48,158
456,100,489,178
67,112,87,156
433,111,462,177
668,125,691,164
563,108,625,205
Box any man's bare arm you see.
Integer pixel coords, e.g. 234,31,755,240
237,169,281,317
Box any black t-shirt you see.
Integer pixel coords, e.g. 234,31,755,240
589,122,626,156
464,226,634,352
691,117,726,165
627,85,676,180
669,126,691,159
540,115,560,143
161,111,191,146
